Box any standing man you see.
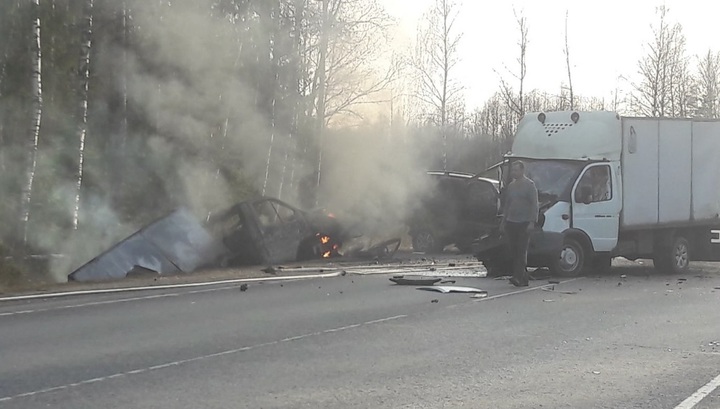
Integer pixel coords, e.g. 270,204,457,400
500,161,539,287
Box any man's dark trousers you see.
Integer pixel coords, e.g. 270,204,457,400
504,221,530,285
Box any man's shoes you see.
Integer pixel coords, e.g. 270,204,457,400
509,277,529,287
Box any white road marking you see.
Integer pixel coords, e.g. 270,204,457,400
0,272,342,303
0,314,408,402
474,278,583,302
674,373,720,409
0,293,181,317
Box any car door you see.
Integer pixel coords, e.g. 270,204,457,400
252,199,310,263
571,163,621,252
460,179,500,243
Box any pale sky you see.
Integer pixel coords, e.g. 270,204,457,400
382,0,720,110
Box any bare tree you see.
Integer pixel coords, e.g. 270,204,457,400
73,0,94,230
412,0,463,170
634,6,692,117
499,9,528,119
20,0,44,248
307,0,396,202
563,10,574,110
696,49,720,118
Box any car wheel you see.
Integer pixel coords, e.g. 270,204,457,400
550,237,586,277
412,231,442,253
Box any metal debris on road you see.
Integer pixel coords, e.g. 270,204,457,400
239,284,248,292
592,371,601,375
417,286,488,295
261,266,278,275
541,287,578,295
431,299,439,303
389,276,442,286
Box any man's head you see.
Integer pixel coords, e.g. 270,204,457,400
510,161,526,180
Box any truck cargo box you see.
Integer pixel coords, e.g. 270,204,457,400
620,118,720,228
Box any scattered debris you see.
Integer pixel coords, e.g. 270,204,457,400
429,267,437,272
346,238,402,260
543,299,555,302
471,293,488,299
431,299,439,303
548,280,561,284
620,274,627,279
239,283,248,292
591,371,601,375
541,287,578,295
417,286,488,296
529,268,551,280
261,266,278,275
440,280,456,284
448,263,456,267
390,276,442,286
494,276,513,280
340,270,347,276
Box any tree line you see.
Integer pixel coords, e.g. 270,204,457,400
0,0,718,281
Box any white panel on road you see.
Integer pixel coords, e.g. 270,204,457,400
692,122,720,221
621,118,659,227
659,120,692,223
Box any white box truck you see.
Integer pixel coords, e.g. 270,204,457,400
476,111,720,276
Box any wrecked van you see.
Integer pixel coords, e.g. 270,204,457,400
407,171,500,253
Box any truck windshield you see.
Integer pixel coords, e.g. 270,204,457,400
520,160,584,199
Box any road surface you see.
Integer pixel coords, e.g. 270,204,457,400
1,261,719,408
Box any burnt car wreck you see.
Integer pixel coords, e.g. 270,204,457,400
69,197,350,282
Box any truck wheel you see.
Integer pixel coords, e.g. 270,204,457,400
591,254,613,275
550,237,585,277
412,231,442,253
653,236,690,274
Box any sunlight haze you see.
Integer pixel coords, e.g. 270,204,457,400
383,0,720,110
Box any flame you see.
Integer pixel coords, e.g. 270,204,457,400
322,251,332,258
320,235,330,245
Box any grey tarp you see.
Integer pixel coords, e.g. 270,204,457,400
68,208,226,282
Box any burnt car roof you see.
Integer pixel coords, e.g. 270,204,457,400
425,170,499,188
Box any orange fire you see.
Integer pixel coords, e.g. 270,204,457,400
322,251,332,258
320,235,330,245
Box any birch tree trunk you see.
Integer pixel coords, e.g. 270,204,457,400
20,0,44,248
73,0,94,230
314,0,329,206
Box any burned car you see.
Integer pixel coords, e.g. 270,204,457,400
68,197,348,282
206,197,346,266
407,171,500,253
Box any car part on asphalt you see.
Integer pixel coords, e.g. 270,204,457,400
416,286,488,295
389,276,442,286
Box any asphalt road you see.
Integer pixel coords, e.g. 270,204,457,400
1,261,720,409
